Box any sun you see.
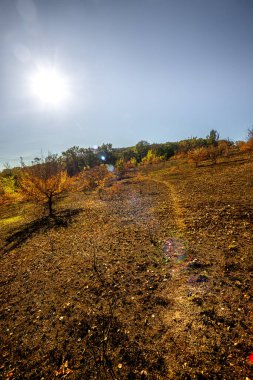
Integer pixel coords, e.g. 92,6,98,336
29,67,69,107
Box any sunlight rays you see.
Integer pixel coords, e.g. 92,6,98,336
29,66,70,108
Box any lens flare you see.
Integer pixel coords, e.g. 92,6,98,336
106,164,114,172
163,238,185,259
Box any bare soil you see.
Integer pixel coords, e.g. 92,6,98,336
0,156,252,379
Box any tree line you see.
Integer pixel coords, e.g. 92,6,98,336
1,129,252,215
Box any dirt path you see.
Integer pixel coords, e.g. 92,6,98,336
139,174,214,378
94,177,211,378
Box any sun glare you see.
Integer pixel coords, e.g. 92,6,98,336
29,67,69,107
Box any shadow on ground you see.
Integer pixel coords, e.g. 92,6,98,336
1,208,84,254
198,157,250,168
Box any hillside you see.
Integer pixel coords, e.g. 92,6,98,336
0,155,252,379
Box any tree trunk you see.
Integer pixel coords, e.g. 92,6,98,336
48,196,53,216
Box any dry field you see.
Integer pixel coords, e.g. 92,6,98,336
0,155,252,379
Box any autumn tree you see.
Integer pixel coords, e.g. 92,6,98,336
0,175,16,195
80,165,110,190
78,164,114,199
0,175,19,204
240,127,253,153
0,165,22,204
207,145,220,164
217,140,231,157
188,147,209,167
141,150,164,165
124,157,138,171
19,156,72,216
115,158,126,179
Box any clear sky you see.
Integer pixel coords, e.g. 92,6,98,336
0,0,253,167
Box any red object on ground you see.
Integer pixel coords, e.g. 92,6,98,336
248,353,253,363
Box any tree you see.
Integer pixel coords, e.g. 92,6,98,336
115,147,137,163
62,146,106,175
248,127,253,140
0,175,16,194
115,158,126,178
207,129,219,146
80,165,111,191
0,164,22,204
207,145,220,164
151,142,177,159
188,147,209,167
78,164,114,199
62,146,86,176
0,175,20,204
97,143,116,165
19,157,72,216
124,157,138,170
141,150,164,165
240,128,253,153
134,140,150,161
217,140,230,157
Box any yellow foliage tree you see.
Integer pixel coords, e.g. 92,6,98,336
141,150,164,165
115,159,126,178
0,175,21,204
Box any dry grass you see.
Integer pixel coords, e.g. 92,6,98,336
0,154,252,379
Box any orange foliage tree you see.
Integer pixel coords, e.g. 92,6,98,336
19,158,72,216
78,164,115,199
188,147,209,167
124,157,138,171
79,164,113,190
240,128,253,153
207,145,220,164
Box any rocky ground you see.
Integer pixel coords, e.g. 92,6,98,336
0,156,252,379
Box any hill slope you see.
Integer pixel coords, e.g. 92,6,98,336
0,157,252,379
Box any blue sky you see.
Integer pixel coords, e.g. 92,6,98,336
0,0,253,168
